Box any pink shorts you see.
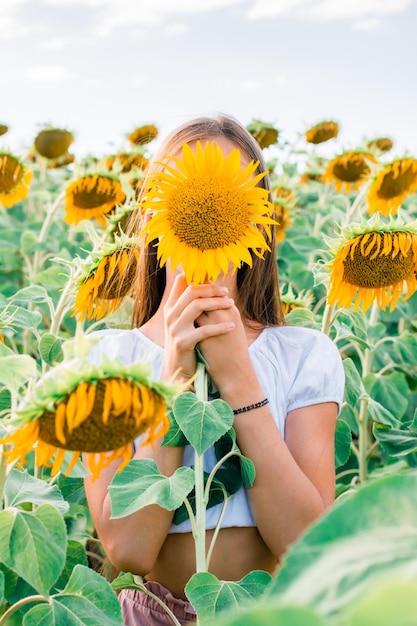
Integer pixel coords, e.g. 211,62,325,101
119,580,196,626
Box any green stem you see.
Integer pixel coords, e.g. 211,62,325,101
358,302,379,483
0,595,48,623
193,360,209,574
32,191,65,277
321,302,335,335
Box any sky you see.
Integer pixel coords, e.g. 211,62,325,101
2,0,417,161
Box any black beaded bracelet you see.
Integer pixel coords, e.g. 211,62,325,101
232,398,269,415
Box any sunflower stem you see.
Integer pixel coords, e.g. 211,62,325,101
321,302,335,335
32,191,65,276
344,183,369,225
193,361,209,575
358,301,379,483
0,595,49,624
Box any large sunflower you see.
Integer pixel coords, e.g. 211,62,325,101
0,152,33,208
64,173,126,227
322,151,377,193
0,344,177,481
367,157,417,216
305,121,339,145
141,141,275,285
73,237,140,321
326,216,417,312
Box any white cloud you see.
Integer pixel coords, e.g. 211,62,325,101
240,79,263,91
164,22,188,36
352,17,381,30
245,0,417,21
25,64,74,82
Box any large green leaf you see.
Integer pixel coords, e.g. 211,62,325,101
0,504,67,596
109,459,195,518
365,372,409,420
213,604,327,626
173,393,234,454
346,579,417,626
5,468,69,514
39,333,64,366
185,571,272,623
373,423,417,458
23,565,123,625
342,358,365,408
269,472,417,617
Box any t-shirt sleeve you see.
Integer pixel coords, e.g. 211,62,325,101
287,330,345,414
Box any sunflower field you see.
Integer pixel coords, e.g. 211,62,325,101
0,120,416,625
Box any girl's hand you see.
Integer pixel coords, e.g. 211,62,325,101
161,274,235,385
196,302,258,398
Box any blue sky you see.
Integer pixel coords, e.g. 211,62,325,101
2,0,417,159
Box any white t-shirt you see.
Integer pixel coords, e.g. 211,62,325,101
87,325,345,533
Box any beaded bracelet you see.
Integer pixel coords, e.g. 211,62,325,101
232,398,269,415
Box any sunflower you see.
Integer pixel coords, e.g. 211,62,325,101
367,137,393,154
367,157,417,216
141,141,276,285
48,153,75,169
322,151,377,193
0,124,8,137
34,127,74,159
246,120,279,149
0,345,177,481
73,237,140,321
0,152,33,209
128,124,159,146
280,284,314,315
64,173,126,227
305,121,339,145
106,151,149,174
326,216,417,312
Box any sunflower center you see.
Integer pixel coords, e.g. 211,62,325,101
333,155,370,182
377,161,417,199
73,177,119,209
168,176,249,250
343,232,416,288
0,155,23,193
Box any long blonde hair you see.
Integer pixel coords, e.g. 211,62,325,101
127,114,285,328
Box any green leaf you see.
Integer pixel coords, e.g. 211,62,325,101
173,393,234,455
342,358,364,408
109,459,195,518
8,285,52,305
365,372,409,420
161,408,189,447
23,565,123,626
185,571,273,623
269,472,417,616
20,230,38,254
54,540,88,592
4,468,69,514
214,604,327,626
373,423,417,458
335,419,352,468
39,333,64,366
346,579,417,626
111,572,144,592
0,354,38,390
0,504,67,596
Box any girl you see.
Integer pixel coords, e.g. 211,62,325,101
84,114,345,625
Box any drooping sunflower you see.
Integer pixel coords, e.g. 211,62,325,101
106,151,149,174
34,127,74,159
246,119,279,149
141,141,276,285
326,215,417,312
367,157,417,216
0,124,8,137
48,153,75,169
305,121,339,145
0,343,177,481
280,284,315,315
73,236,140,321
64,173,126,227
322,150,377,193
367,137,394,154
0,152,33,208
128,124,159,146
